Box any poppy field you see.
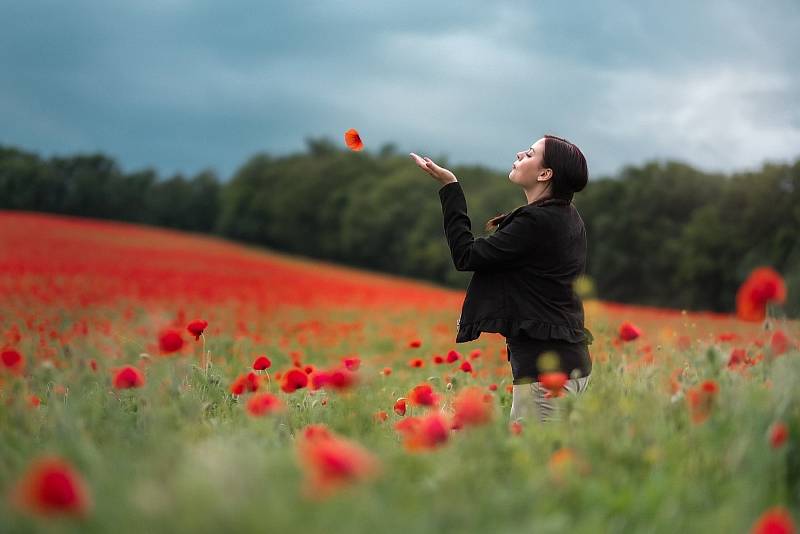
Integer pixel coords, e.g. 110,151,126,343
0,210,798,533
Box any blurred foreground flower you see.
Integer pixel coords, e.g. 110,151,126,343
246,392,284,417
548,447,590,485
394,412,451,452
751,506,796,534
538,372,568,399
736,267,787,322
768,422,789,449
295,424,380,499
452,386,494,428
9,456,92,518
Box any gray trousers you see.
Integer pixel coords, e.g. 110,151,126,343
509,374,592,423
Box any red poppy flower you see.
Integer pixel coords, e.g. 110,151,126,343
373,410,388,422
409,358,424,368
158,329,184,354
310,371,330,390
727,348,749,368
408,338,422,348
770,330,791,356
445,350,460,363
381,367,392,376
246,392,284,416
281,368,309,393
469,349,482,360
618,321,641,341
253,355,272,371
342,357,361,371
686,379,719,424
510,421,523,435
112,366,145,389
433,355,444,364
394,412,451,451
452,386,493,427
751,506,796,534
295,424,380,498
393,398,407,416
459,360,473,373
1,348,24,375
538,372,568,398
344,128,364,151
769,422,789,449
327,369,357,390
408,383,439,407
736,267,787,322
186,319,208,340
29,395,41,407
488,383,498,391
10,456,92,517
717,332,738,343
230,371,261,395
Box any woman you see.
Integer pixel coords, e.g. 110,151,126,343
409,135,593,424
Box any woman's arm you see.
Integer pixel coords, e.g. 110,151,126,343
439,181,542,271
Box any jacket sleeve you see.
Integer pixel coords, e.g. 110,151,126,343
438,181,542,272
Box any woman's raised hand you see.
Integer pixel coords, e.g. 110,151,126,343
409,153,458,186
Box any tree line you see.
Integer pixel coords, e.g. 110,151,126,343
1,139,798,317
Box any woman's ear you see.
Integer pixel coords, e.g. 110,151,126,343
538,168,553,181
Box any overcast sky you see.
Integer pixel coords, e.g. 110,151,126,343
1,0,798,180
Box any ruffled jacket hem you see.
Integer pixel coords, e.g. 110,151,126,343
456,318,594,346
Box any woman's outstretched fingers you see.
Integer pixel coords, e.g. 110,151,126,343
410,153,435,176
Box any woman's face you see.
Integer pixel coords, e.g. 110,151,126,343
509,137,550,186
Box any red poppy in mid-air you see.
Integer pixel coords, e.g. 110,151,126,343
344,128,364,151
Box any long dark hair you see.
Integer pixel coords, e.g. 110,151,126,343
484,134,588,231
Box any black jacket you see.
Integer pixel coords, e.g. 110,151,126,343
438,181,594,345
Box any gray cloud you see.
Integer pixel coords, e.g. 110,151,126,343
1,0,798,180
